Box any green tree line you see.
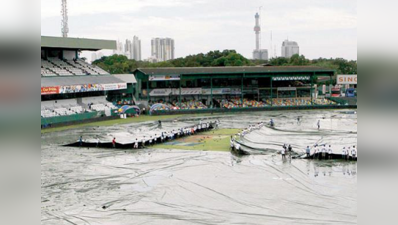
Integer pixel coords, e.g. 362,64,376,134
92,50,357,75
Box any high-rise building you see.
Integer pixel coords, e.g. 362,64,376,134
91,52,105,63
252,12,268,60
113,40,124,55
125,37,142,61
151,38,175,62
132,36,141,61
124,39,132,59
281,40,299,58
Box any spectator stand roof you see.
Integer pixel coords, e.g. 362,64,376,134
134,66,335,80
41,36,117,51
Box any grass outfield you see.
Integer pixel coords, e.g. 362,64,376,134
152,129,240,152
41,114,212,134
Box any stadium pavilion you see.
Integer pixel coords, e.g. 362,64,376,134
41,36,135,127
133,67,336,112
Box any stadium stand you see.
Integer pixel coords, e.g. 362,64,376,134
149,100,208,111
148,96,338,112
41,97,118,118
41,36,136,128
41,58,109,77
219,98,268,109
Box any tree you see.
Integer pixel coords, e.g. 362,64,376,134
288,54,310,66
269,57,289,66
92,51,356,76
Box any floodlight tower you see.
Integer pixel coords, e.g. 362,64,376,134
61,0,69,37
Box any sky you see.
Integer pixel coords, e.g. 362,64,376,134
41,0,357,62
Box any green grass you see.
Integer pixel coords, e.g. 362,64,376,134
152,129,240,152
41,114,213,134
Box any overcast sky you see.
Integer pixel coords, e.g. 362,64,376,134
41,0,357,61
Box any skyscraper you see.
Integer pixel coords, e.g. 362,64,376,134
113,40,124,55
252,12,268,60
151,38,175,62
124,39,132,58
123,36,142,61
132,36,141,61
281,40,300,58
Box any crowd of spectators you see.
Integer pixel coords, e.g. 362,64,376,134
149,97,337,111
267,98,312,106
218,98,267,109
150,99,208,111
266,97,337,106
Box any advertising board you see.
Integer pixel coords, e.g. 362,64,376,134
41,83,127,95
149,75,180,81
337,75,357,85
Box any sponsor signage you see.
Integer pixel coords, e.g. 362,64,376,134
202,88,242,95
101,83,127,91
149,75,180,81
149,88,244,96
59,84,104,94
149,88,202,96
41,86,59,95
172,88,202,95
150,89,172,96
273,76,310,81
41,83,127,95
337,75,357,85
277,87,297,91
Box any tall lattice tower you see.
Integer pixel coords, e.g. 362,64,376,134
252,11,268,60
254,12,260,51
61,0,69,37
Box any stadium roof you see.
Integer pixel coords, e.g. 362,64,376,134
113,74,137,83
135,66,335,76
41,36,116,51
41,75,127,87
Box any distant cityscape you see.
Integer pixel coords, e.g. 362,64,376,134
253,12,299,60
96,37,175,63
91,12,299,63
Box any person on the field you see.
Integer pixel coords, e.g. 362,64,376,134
306,146,311,158
96,137,100,147
288,144,292,152
317,120,321,129
281,147,286,160
314,145,319,159
270,118,274,127
321,144,327,159
347,147,351,158
342,147,347,160
230,136,234,150
79,136,83,147
154,134,158,143
112,137,116,148
328,145,333,159
235,142,241,152
134,139,139,149
351,146,357,158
